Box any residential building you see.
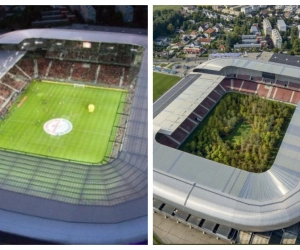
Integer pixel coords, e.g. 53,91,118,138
272,29,282,49
204,28,216,38
242,39,258,44
234,43,261,49
213,24,222,32
212,5,223,11
220,14,235,21
189,31,198,39
263,18,272,36
219,44,225,51
222,8,240,16
183,47,202,54
241,6,252,14
284,11,292,18
250,24,259,34
242,35,257,39
182,5,198,14
250,5,259,12
198,38,211,45
198,23,209,32
277,19,286,32
115,5,133,22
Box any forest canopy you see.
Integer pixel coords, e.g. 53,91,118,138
181,93,295,173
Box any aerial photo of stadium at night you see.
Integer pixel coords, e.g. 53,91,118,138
0,5,147,245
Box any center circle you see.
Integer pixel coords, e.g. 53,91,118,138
44,118,72,136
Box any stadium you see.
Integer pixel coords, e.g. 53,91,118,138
154,53,300,244
0,28,147,244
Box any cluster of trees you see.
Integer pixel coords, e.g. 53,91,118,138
184,93,295,173
278,26,300,54
153,9,185,39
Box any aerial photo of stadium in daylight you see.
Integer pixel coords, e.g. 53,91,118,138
154,5,300,245
0,5,147,245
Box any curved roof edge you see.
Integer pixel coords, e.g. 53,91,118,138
0,28,147,47
195,57,300,79
153,65,300,231
0,207,147,244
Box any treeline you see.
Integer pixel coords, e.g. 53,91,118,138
153,9,185,39
184,93,295,173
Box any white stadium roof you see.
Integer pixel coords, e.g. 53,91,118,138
154,73,224,135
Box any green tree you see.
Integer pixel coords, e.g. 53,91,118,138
292,38,300,54
167,23,175,34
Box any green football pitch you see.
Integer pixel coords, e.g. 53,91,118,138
0,81,127,164
153,72,181,102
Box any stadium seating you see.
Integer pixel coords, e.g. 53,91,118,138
71,63,98,82
274,88,293,102
170,127,189,144
1,74,26,91
47,60,72,79
288,82,300,90
180,118,197,133
17,58,34,77
37,58,51,77
0,83,13,99
97,64,124,85
207,91,221,102
157,135,179,149
239,80,258,94
232,79,243,91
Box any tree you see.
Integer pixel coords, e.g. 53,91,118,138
292,38,300,55
167,23,175,34
234,26,241,36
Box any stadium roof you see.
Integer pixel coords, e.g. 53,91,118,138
195,57,300,79
269,53,300,68
0,50,25,79
0,28,148,244
154,57,300,232
154,73,224,135
0,28,147,47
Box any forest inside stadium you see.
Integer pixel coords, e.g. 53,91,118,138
181,92,295,173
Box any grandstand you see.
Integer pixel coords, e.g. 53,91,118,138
154,57,300,244
0,28,147,244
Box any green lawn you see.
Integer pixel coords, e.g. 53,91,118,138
0,81,126,164
153,72,181,102
222,122,252,145
153,5,182,11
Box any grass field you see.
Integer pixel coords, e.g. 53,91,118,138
222,122,252,145
0,81,126,164
153,72,181,102
153,5,182,11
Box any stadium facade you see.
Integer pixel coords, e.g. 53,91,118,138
0,28,147,244
154,56,300,244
